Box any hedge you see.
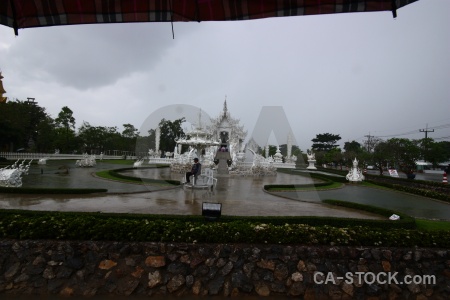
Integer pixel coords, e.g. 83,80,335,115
0,209,447,247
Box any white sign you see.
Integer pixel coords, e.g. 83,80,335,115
388,169,399,177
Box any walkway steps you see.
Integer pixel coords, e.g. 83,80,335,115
215,151,231,175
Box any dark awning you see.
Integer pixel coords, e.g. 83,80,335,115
1,0,418,36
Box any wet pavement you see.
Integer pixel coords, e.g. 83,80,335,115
1,161,449,220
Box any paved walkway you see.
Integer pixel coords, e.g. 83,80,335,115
1,161,449,220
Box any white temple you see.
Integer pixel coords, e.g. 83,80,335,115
148,99,297,176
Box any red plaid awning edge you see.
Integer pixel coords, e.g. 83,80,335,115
0,0,419,36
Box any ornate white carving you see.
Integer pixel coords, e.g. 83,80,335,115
0,159,32,187
75,153,96,167
346,158,365,182
306,149,317,170
38,157,49,165
133,158,144,168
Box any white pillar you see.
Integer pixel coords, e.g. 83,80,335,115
287,132,292,158
155,127,160,153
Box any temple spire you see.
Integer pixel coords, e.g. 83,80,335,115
223,96,228,114
197,109,202,129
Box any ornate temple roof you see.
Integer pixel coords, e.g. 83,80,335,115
209,99,247,142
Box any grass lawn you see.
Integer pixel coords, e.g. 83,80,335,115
360,181,392,190
266,182,344,191
95,170,142,183
415,218,450,231
97,159,134,165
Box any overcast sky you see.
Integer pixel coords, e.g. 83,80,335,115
0,0,449,151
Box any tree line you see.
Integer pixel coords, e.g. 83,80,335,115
0,99,187,156
309,133,450,174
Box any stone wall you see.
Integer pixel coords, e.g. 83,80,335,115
0,240,448,299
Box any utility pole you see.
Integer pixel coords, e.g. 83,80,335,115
419,124,434,139
364,133,373,152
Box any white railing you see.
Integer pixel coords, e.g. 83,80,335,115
148,158,173,165
237,162,295,169
0,152,124,160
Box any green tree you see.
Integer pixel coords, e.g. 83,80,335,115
122,123,139,139
264,145,277,158
121,123,139,153
159,118,186,154
419,138,450,168
373,138,422,175
77,122,121,154
324,148,343,168
55,106,76,153
372,140,390,175
0,99,49,151
311,133,341,152
343,140,366,168
135,129,156,157
343,140,361,153
34,116,58,152
279,144,302,158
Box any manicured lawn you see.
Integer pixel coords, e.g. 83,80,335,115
360,181,392,190
95,170,142,183
97,159,134,165
415,218,450,231
267,182,344,191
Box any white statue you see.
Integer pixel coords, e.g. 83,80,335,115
38,157,49,165
346,158,365,182
273,146,283,163
75,153,96,167
307,149,316,161
306,149,317,170
133,158,144,168
0,159,32,187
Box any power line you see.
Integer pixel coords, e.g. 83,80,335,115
375,130,418,138
434,136,450,141
429,124,450,130
347,121,450,142
372,123,450,139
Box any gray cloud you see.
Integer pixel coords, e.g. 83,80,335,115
0,0,449,151
4,23,182,90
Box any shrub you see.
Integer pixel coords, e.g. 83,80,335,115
0,210,447,247
0,206,440,248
